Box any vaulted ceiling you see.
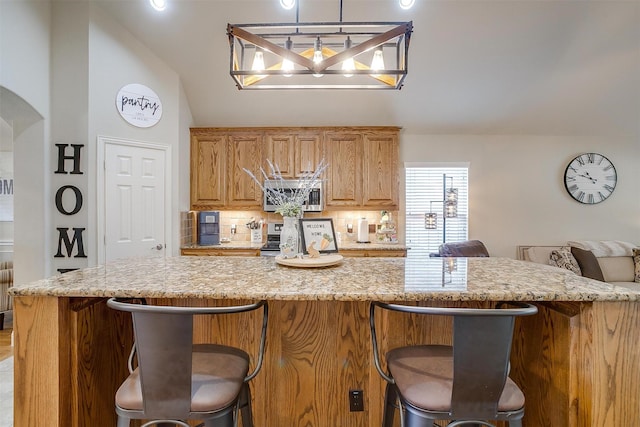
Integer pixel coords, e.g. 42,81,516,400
96,0,640,137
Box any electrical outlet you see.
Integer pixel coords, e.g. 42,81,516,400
349,389,364,412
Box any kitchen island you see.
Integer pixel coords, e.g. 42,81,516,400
10,256,640,426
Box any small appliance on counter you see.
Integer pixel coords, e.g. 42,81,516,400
263,180,323,213
197,211,220,245
260,222,283,256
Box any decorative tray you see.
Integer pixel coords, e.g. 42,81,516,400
275,254,344,268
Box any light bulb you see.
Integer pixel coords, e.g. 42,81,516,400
313,38,323,78
342,58,355,77
252,50,265,72
370,49,385,76
281,38,294,77
280,0,295,10
399,0,415,9
149,0,166,11
342,37,355,77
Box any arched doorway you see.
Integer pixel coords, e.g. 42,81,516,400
0,86,48,285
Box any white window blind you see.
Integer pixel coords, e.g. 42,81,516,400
405,166,469,258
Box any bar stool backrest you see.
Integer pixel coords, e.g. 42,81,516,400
451,313,515,418
107,298,268,422
370,302,538,422
133,310,193,419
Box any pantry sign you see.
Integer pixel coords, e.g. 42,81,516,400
116,83,162,128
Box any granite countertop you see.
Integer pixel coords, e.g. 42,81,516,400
181,241,265,250
181,241,409,251
10,256,640,302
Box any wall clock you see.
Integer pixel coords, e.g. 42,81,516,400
564,152,617,204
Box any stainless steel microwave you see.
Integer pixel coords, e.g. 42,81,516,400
263,179,323,213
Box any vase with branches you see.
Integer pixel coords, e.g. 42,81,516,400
244,159,328,257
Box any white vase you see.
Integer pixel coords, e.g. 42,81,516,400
279,216,299,258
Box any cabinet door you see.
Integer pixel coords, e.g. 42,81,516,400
362,132,399,208
190,133,226,210
294,133,323,177
227,133,263,208
264,133,295,178
324,132,362,207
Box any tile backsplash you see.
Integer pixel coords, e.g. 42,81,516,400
182,210,401,245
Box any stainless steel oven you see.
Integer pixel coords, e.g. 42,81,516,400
263,180,323,213
260,222,283,257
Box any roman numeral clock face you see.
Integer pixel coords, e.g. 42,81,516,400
564,153,617,204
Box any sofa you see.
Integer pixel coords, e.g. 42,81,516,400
0,260,13,330
519,240,638,287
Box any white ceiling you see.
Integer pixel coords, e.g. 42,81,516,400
96,0,640,137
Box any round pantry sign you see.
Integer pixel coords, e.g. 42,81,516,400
115,83,163,128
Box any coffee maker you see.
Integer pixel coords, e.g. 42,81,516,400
197,211,220,245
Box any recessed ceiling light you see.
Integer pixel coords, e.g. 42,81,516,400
399,0,415,9
280,0,296,10
150,0,167,12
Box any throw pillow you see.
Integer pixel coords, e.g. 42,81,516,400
633,248,640,283
571,247,605,281
549,247,582,275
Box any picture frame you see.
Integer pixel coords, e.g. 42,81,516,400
299,218,339,254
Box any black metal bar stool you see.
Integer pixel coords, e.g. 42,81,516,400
107,298,268,427
370,301,537,427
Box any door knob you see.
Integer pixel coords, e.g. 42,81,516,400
152,244,164,250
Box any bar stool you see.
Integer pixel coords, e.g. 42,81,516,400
370,301,537,427
107,298,268,427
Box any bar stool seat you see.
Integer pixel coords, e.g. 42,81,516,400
370,301,537,427
115,344,250,414
387,345,525,413
107,298,268,427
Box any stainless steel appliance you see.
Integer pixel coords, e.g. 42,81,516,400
260,222,283,256
263,179,323,213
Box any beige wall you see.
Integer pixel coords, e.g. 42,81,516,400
401,133,640,257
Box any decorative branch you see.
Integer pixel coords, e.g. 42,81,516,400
244,159,329,217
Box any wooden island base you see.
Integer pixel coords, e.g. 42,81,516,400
13,297,640,427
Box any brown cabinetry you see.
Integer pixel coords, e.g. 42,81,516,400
324,128,399,209
191,127,399,211
180,247,260,256
263,131,323,178
191,129,262,210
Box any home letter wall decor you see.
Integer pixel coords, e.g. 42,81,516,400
54,143,86,274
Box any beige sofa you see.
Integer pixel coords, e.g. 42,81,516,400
519,241,637,287
0,260,13,330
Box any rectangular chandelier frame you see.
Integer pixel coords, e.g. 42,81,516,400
227,21,413,90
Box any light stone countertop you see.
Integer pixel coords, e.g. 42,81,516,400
181,241,409,251
10,256,640,302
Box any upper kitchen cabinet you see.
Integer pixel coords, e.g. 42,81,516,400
324,127,399,210
227,132,263,208
190,129,263,210
324,132,363,208
191,127,398,211
190,131,226,210
263,131,323,178
294,133,323,177
361,130,399,208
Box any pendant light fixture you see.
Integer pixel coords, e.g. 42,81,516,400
313,37,324,78
341,37,355,77
281,38,294,77
227,0,413,90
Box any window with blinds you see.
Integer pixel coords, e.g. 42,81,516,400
405,165,469,258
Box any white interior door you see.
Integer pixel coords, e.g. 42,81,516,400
101,137,169,262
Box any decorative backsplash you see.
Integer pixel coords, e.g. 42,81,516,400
181,210,401,245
